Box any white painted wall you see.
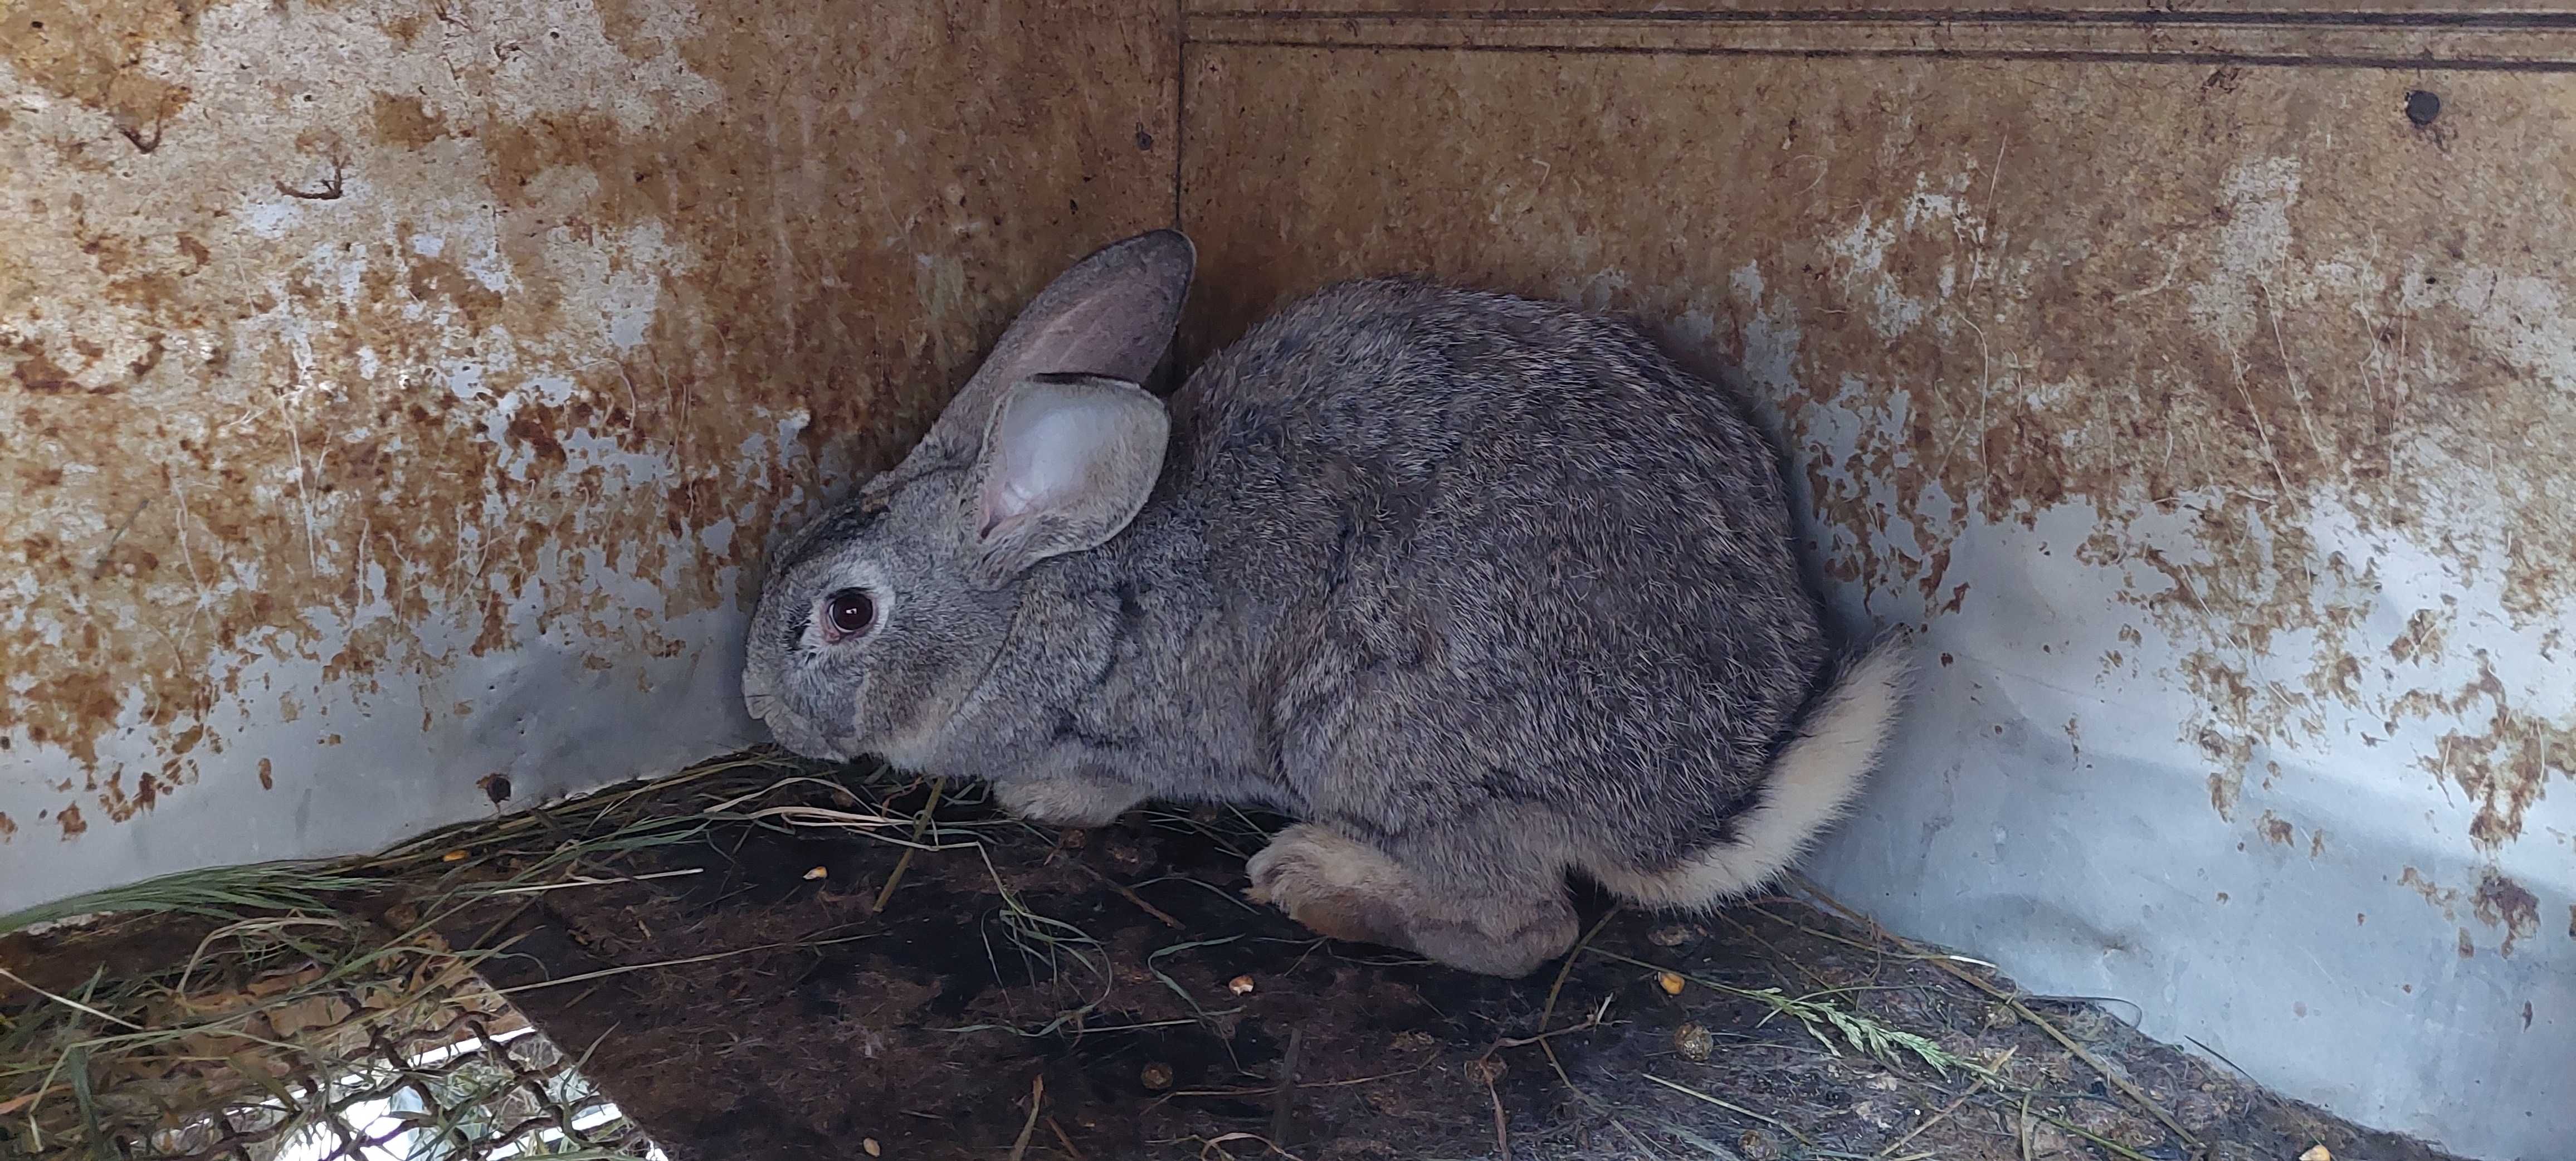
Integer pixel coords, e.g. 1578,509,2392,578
1784,158,2576,1158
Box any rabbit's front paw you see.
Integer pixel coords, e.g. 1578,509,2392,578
993,775,1148,828
1245,825,1414,949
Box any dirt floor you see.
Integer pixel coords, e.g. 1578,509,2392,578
431,757,2466,1161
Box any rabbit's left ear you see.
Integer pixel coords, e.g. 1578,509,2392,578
911,230,1194,474
964,372,1170,587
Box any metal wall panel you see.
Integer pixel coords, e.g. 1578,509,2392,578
1179,9,2573,1155
0,0,1178,912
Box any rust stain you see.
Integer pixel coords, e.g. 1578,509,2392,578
9,670,124,770
2258,811,2296,847
2457,928,2476,959
506,407,570,467
56,804,85,838
0,812,14,841
2,0,1178,842
2393,652,2575,847
369,91,452,148
0,0,201,129
2389,608,2450,665
398,251,505,325
8,343,89,394
2471,870,2540,957
2399,866,2460,921
1180,51,2576,852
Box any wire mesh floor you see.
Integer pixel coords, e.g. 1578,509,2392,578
1,826,672,1160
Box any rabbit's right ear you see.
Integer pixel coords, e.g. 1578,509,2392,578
910,230,1195,472
964,373,1169,588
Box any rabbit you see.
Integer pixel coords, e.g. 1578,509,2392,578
741,230,1909,978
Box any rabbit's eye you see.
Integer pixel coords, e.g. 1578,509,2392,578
824,588,877,640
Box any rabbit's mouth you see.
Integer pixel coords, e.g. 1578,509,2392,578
743,690,781,725
758,705,856,763
742,679,858,763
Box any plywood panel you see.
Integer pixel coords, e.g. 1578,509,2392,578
1188,1,2576,67
1181,31,2573,1157
0,0,1175,909
1196,0,2576,10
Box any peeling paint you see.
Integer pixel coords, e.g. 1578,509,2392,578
8,2,2569,1153
1184,51,2576,853
2472,870,2541,957
1179,28,2572,1158
2401,865,2461,921
1,0,1177,891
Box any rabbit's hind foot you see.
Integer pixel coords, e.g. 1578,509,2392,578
1246,823,1576,978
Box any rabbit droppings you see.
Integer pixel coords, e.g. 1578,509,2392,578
743,231,1909,978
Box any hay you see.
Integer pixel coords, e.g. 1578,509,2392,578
0,750,851,1161
4,749,2458,1161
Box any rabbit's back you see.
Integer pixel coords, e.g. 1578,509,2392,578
1157,278,1832,875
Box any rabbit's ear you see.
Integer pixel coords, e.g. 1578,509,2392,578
915,230,1194,470
966,373,1169,586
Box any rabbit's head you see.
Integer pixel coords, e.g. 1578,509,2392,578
742,231,1194,765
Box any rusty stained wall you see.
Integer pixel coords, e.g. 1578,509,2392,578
0,0,1177,910
1180,8,2572,1157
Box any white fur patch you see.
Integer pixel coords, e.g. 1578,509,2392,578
1592,639,1911,908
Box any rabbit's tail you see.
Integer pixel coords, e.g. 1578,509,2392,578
1596,637,1910,909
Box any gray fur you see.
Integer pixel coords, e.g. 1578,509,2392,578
744,231,1902,978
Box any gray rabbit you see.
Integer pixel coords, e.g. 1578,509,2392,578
741,231,1907,977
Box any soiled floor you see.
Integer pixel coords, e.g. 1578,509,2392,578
450,763,2463,1161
